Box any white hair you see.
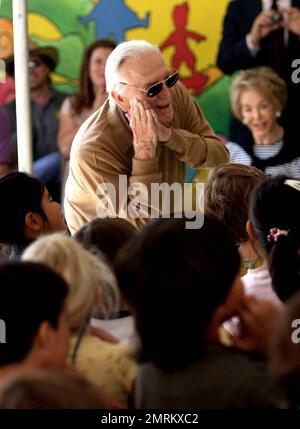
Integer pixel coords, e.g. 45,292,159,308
22,234,120,333
105,39,162,94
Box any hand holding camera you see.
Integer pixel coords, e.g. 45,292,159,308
269,12,284,25
250,10,284,46
280,7,300,36
250,7,300,47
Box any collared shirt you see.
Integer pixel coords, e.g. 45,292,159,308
246,0,291,54
263,0,290,9
226,140,300,178
64,81,229,234
5,90,66,161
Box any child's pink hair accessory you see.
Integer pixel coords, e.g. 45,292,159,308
267,227,289,243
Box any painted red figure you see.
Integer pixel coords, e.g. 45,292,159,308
160,2,208,95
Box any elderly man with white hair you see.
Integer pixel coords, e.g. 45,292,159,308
64,40,228,233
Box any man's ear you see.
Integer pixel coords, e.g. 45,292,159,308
246,220,258,241
111,88,129,112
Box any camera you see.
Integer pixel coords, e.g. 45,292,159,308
269,12,283,25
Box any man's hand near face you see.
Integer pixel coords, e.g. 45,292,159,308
148,105,173,143
128,98,173,161
128,98,158,160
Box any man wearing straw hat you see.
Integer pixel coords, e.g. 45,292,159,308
4,42,66,201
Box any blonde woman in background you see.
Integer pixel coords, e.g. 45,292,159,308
228,67,300,178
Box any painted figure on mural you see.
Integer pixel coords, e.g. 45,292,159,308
4,43,66,202
80,0,150,43
160,3,208,95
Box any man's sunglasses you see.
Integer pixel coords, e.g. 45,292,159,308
119,71,179,98
28,59,43,69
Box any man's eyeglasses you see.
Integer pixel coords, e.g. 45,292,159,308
28,59,42,69
119,71,179,98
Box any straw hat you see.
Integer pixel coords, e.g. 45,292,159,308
5,41,58,75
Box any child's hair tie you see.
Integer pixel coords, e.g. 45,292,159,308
267,227,289,243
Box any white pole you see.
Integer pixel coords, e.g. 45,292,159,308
12,0,32,173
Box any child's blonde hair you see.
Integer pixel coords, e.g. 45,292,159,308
0,367,111,408
22,234,120,332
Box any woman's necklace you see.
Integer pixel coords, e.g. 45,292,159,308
241,257,261,270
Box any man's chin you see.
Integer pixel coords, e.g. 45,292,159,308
30,83,41,91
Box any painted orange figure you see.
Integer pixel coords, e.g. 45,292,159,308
160,3,208,95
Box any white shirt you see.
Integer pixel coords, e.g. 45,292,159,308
90,316,136,346
246,0,291,54
242,262,281,303
263,0,290,9
226,140,300,179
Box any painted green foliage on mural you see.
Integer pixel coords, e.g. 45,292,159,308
31,0,91,93
0,0,152,94
0,0,12,19
197,75,233,137
1,0,97,93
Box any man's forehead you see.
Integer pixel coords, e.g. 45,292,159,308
29,54,43,62
120,52,169,86
30,54,42,60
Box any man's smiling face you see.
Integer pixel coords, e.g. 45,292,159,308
114,51,176,126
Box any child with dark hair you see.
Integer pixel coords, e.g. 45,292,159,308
231,177,300,357
0,262,69,380
249,176,300,301
116,216,283,409
74,217,136,265
75,217,137,345
0,171,67,258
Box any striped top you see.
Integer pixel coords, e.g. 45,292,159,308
227,140,300,179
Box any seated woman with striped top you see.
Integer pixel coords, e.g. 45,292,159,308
227,67,300,179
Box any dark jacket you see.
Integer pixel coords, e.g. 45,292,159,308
217,0,300,78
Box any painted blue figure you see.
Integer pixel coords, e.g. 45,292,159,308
80,0,150,43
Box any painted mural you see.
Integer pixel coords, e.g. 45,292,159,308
160,3,208,95
0,0,232,136
80,0,150,43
